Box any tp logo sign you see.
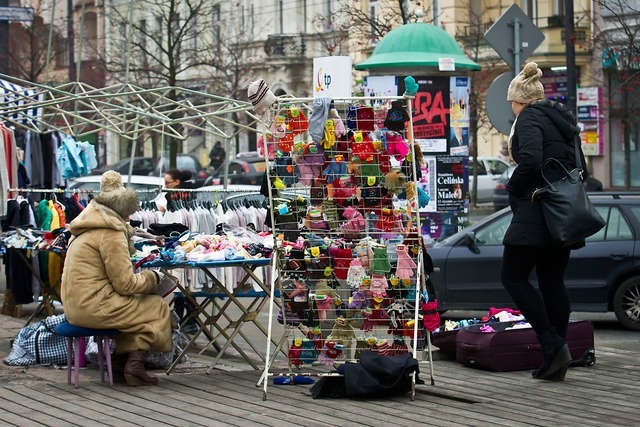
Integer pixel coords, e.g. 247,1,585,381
312,56,352,98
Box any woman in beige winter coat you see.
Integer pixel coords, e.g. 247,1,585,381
61,171,172,386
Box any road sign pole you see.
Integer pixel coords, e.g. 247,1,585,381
513,18,521,77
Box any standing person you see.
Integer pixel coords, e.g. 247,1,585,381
61,171,172,386
209,141,226,170
160,168,199,333
155,168,193,213
501,62,588,381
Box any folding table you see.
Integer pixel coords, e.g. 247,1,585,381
139,258,282,374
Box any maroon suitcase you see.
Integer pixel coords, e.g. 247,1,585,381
455,320,596,372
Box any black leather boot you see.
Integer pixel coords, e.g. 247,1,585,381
532,331,571,381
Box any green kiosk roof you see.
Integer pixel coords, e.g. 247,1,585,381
355,23,481,71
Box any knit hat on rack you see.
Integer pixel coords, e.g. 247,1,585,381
93,170,140,219
247,79,277,115
507,62,545,104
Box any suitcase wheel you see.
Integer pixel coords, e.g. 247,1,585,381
570,348,596,367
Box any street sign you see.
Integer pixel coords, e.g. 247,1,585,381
0,7,35,22
484,4,544,70
486,72,515,135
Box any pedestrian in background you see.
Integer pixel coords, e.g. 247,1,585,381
209,141,226,170
501,62,589,381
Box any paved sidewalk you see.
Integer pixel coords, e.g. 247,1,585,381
1,298,639,426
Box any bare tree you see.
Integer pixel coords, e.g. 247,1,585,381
593,0,640,188
7,2,64,83
456,7,507,207
104,0,220,166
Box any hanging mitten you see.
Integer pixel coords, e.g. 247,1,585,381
341,206,365,240
309,98,332,143
355,241,374,271
356,106,375,131
385,131,409,161
288,338,303,368
332,247,353,281
322,155,347,185
370,246,391,274
321,199,340,231
370,273,389,297
360,162,383,187
327,108,346,137
346,258,367,289
383,168,407,196
322,119,337,150
395,244,417,280
384,100,410,132
403,76,419,96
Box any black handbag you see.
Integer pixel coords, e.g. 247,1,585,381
533,137,605,247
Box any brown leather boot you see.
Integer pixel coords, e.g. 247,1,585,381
111,353,128,384
124,351,158,386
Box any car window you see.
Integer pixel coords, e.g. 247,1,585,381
587,206,633,241
177,156,198,172
135,158,154,170
470,160,487,176
486,160,508,175
474,211,513,246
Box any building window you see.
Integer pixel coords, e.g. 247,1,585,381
521,0,537,23
370,0,378,39
212,5,220,50
138,19,147,51
553,0,565,16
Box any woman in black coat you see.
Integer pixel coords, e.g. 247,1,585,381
502,62,588,381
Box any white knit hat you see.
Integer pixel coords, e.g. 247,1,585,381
507,62,545,104
247,79,276,115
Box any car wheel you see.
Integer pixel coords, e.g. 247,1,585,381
613,277,640,331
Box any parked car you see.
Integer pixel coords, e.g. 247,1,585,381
153,154,205,178
493,166,604,211
468,157,510,204
91,154,205,179
492,165,516,211
427,192,640,330
90,157,155,176
68,175,164,201
209,154,267,186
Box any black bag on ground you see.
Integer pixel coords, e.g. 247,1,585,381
533,138,605,247
311,351,420,399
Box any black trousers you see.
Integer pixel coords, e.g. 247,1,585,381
501,245,571,339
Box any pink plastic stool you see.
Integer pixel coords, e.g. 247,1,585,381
54,321,119,388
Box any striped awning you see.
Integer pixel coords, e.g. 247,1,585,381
0,78,44,126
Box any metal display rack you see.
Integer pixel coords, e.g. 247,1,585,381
260,95,435,400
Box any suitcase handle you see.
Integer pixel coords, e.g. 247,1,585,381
527,343,542,351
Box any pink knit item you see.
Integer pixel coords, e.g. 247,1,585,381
395,244,417,279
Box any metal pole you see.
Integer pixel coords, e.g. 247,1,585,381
44,0,57,83
0,0,8,74
75,0,86,82
565,0,577,116
513,17,521,77
67,0,75,81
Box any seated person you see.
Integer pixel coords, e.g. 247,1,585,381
61,171,172,386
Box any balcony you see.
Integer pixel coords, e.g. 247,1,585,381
547,15,565,28
263,34,306,58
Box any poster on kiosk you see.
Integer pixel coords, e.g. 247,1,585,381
313,56,353,98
